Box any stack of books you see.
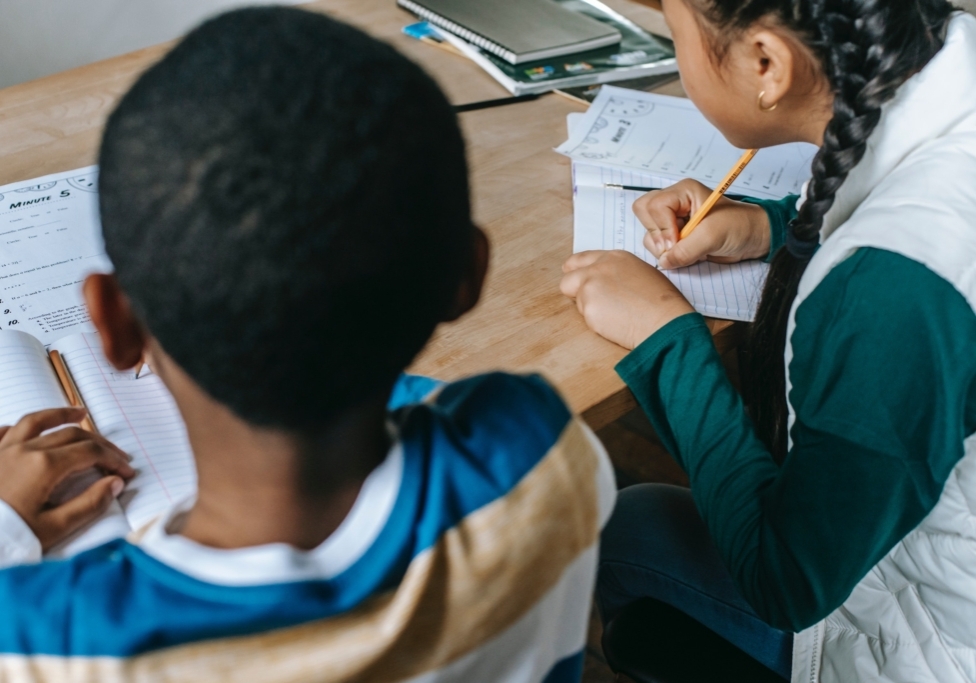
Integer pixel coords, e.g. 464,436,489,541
398,0,678,95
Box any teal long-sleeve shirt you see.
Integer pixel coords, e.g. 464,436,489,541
616,196,976,632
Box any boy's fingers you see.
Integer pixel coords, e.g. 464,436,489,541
30,427,132,463
562,251,603,273
26,425,91,449
49,441,136,480
2,408,88,445
39,476,124,548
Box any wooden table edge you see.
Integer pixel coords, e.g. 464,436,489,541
578,317,743,430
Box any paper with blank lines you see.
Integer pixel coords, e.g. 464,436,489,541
0,330,134,558
572,163,769,321
50,333,196,530
0,329,69,427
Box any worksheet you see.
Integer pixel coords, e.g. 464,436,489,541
558,87,817,199
573,163,769,321
0,166,110,346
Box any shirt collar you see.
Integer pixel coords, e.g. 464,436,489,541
135,440,404,586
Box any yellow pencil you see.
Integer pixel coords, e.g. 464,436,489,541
49,350,98,434
679,148,758,240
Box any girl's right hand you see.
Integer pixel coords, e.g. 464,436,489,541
633,179,772,269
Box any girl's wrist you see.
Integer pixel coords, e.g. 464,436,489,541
742,203,772,260
626,291,695,349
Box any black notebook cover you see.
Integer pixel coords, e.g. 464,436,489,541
398,0,621,64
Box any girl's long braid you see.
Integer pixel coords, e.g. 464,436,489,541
697,0,953,461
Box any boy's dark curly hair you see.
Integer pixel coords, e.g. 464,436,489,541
99,6,473,433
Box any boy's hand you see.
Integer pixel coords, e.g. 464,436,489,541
0,408,135,551
632,179,771,269
561,250,694,350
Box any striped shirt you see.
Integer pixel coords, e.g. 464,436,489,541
0,372,615,683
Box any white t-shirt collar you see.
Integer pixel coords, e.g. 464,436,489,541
136,440,404,586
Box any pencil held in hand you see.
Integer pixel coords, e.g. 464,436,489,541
679,148,758,240
134,352,154,379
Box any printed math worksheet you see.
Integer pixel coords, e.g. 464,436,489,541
0,167,110,346
558,87,816,200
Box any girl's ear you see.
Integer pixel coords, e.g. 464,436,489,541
82,273,148,371
746,28,798,111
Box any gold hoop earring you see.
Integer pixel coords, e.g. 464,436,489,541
758,91,778,112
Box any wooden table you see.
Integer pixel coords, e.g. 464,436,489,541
0,0,738,429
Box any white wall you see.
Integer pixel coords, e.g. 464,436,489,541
0,0,972,90
0,0,302,89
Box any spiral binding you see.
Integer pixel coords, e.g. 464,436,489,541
398,0,518,63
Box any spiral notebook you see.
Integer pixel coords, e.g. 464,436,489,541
397,0,621,64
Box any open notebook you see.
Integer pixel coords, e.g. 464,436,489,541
0,330,195,556
572,162,771,321
562,89,816,321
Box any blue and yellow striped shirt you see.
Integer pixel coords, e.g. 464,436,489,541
0,372,616,682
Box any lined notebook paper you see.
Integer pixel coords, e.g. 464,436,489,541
573,163,769,321
0,330,69,426
50,334,196,529
0,330,133,557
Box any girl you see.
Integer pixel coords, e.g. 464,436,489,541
560,0,976,681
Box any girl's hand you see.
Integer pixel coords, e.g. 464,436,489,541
0,408,135,551
633,179,771,269
561,250,694,349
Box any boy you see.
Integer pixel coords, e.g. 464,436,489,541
0,7,615,682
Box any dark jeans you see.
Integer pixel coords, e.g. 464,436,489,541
597,483,793,679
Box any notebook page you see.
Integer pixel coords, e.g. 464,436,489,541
0,329,68,426
557,87,816,199
0,330,131,557
573,163,768,321
51,334,196,529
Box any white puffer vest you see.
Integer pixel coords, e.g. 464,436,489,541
787,13,976,683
